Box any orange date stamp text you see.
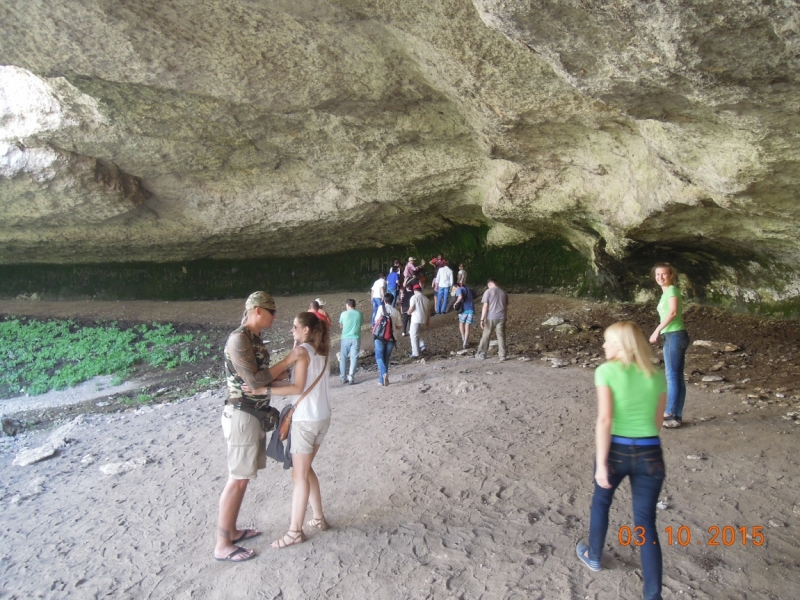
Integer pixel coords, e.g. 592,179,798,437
617,525,765,547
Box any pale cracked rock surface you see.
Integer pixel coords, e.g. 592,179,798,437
0,0,798,299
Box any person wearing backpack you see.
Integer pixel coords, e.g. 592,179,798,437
373,292,402,386
407,284,431,358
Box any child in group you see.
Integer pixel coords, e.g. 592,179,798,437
577,321,667,600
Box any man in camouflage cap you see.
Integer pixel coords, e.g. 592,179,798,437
215,290,292,562
244,290,276,312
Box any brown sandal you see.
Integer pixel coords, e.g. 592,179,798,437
271,529,305,549
308,517,330,531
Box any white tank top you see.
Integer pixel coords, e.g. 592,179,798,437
290,343,331,422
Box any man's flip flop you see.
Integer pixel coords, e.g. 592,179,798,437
231,529,261,544
214,546,255,562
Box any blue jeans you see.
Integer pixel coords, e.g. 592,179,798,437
436,287,449,314
589,443,665,600
373,338,395,384
387,286,398,307
372,298,382,323
663,330,689,418
339,338,360,382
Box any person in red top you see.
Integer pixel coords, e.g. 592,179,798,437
309,300,331,327
430,254,447,273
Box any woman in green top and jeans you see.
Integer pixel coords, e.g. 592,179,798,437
577,321,667,600
649,263,690,428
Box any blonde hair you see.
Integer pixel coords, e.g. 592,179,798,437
604,321,658,377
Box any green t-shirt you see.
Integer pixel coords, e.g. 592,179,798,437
657,285,685,334
339,309,363,339
595,361,666,438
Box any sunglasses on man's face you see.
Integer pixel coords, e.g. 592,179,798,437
265,309,276,316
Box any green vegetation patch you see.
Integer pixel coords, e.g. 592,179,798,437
0,318,213,398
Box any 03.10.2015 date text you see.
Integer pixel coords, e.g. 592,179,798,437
618,525,765,547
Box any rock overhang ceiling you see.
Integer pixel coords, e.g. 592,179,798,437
0,0,798,303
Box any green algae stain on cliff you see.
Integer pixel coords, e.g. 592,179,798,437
0,226,591,301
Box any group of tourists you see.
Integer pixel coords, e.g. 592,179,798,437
368,255,510,384
212,260,690,600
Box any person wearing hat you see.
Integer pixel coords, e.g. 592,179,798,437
214,292,297,562
403,257,417,285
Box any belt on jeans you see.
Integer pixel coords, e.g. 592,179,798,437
611,435,660,446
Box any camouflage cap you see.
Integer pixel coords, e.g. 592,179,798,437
245,291,276,311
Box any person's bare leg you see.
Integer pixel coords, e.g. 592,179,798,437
215,478,254,559
464,323,471,344
272,448,317,548
306,446,323,520
290,446,322,528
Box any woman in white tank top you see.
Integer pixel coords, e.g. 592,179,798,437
248,311,332,549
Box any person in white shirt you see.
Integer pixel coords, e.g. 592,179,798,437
370,274,386,324
433,262,454,315
407,285,431,357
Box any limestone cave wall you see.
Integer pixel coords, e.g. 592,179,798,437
1,0,798,307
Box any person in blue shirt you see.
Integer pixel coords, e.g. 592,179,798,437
453,284,475,349
386,266,401,307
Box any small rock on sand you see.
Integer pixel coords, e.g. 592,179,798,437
768,519,784,528
554,323,578,334
99,457,150,475
12,415,86,466
542,316,565,326
13,445,58,467
693,340,741,353
2,418,22,437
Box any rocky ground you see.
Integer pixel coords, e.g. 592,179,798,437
1,293,799,599
1,292,799,432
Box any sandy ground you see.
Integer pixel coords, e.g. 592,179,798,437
2,360,799,598
1,294,799,599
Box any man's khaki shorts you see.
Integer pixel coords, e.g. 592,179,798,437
221,406,266,479
291,418,331,455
